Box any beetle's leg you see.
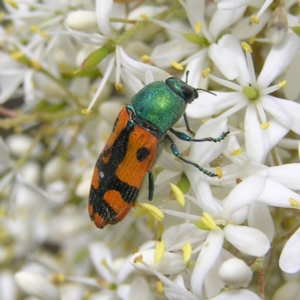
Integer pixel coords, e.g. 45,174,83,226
170,128,230,143
148,171,154,201
166,135,217,177
183,113,196,136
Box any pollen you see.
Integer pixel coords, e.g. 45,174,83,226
134,254,143,263
170,183,185,206
289,198,299,208
278,80,287,88
202,212,217,230
30,59,42,70
10,51,24,60
30,25,39,33
39,31,48,38
251,15,259,24
141,55,151,62
231,147,243,156
154,240,165,263
202,68,211,78
216,166,223,179
4,0,19,9
140,13,147,20
157,281,164,294
194,212,217,230
81,108,92,115
181,242,192,264
140,203,164,222
171,61,184,71
194,21,202,35
115,83,123,91
241,42,253,53
260,122,270,130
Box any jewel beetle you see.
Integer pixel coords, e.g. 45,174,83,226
88,72,229,229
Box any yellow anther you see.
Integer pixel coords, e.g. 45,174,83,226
30,59,42,70
194,21,202,35
101,258,108,267
215,166,223,179
181,243,192,264
140,13,147,20
171,61,184,71
0,11,6,22
81,108,92,115
260,122,270,130
140,203,164,222
248,36,256,45
30,25,39,33
141,55,151,62
134,254,143,263
231,147,243,156
251,15,259,24
241,42,252,53
170,183,185,207
194,212,217,230
4,0,19,9
202,68,211,78
156,222,164,241
278,80,287,88
157,281,164,294
39,31,47,38
114,83,123,91
10,51,24,60
289,198,299,208
54,273,65,284
202,212,217,230
155,240,165,263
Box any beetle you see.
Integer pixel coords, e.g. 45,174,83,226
88,72,229,229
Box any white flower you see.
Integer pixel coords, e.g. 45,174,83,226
15,271,60,300
187,33,300,163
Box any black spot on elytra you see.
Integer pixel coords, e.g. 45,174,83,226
136,147,150,161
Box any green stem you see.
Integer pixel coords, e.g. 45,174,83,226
0,108,79,130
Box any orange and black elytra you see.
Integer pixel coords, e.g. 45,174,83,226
89,73,230,228
88,107,158,228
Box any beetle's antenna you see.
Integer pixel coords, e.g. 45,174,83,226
185,70,190,83
186,70,216,96
196,88,216,96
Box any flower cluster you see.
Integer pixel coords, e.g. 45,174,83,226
1,0,300,299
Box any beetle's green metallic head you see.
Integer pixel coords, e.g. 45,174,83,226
131,77,199,134
165,77,199,103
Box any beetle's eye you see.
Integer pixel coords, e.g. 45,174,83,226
182,85,195,103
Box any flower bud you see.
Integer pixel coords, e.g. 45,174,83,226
66,11,97,31
219,258,252,288
267,6,288,45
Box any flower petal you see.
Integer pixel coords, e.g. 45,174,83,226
191,227,224,297
131,249,186,275
257,32,300,87
257,178,300,209
208,288,261,300
268,164,300,190
209,34,250,84
209,6,247,41
248,201,274,242
187,91,242,119
279,227,300,274
222,176,265,220
261,95,300,134
224,224,270,256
